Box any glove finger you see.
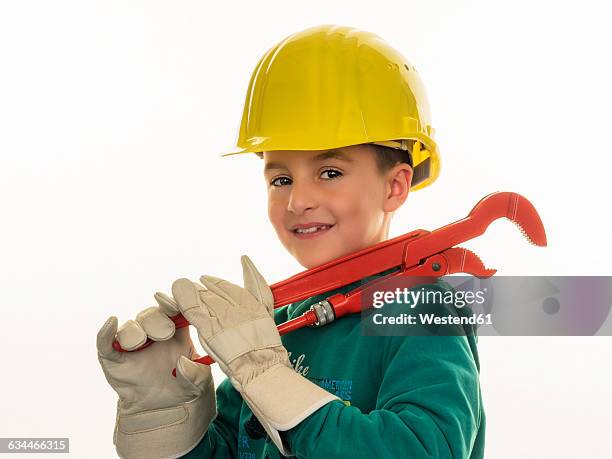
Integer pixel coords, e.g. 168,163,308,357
116,319,147,351
154,291,181,317
241,255,274,313
199,274,250,307
135,306,175,341
175,355,213,396
190,282,234,319
172,278,213,334
96,316,121,362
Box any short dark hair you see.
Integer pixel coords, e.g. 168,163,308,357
369,143,413,174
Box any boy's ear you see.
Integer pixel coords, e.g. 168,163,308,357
383,164,413,213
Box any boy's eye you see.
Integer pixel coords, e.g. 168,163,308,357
320,168,343,180
269,169,342,187
270,176,292,187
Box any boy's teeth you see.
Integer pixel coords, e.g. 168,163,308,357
295,225,329,234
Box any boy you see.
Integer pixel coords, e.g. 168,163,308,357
97,25,485,458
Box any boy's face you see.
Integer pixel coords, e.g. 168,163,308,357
263,145,412,269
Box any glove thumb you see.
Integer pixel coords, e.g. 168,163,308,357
241,255,274,314
175,355,214,397
96,316,120,362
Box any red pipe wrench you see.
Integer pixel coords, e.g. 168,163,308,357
113,191,547,366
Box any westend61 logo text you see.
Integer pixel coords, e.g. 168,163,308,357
372,287,487,309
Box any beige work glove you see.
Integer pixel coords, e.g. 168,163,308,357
96,292,216,459
171,255,339,456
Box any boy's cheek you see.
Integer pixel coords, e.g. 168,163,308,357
267,206,285,231
267,199,283,225
267,209,292,245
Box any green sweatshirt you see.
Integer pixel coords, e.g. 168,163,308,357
182,273,485,458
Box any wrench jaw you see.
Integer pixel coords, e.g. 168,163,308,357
469,192,548,247
507,193,547,247
442,247,497,278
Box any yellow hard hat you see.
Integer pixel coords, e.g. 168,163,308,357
224,24,440,190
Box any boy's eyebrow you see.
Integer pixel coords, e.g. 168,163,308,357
264,163,287,174
312,150,354,163
263,161,287,173
264,150,353,172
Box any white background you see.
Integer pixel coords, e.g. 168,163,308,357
1,1,611,457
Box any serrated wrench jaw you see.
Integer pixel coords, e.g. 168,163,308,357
469,192,547,247
442,247,497,278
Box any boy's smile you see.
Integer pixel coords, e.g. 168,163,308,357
291,222,335,239
263,145,412,269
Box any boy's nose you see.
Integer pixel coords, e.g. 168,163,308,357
287,182,318,215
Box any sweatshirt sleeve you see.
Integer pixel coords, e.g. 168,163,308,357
180,377,242,458
285,329,483,457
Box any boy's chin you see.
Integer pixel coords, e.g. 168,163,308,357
298,258,327,270
292,238,384,269
293,248,346,270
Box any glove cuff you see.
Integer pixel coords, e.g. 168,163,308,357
241,365,339,456
114,391,216,459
